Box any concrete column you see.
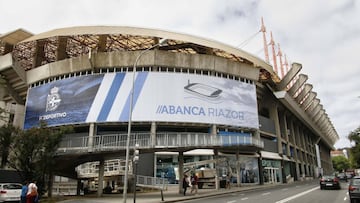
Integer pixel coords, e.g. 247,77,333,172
214,149,219,190
290,121,297,159
279,111,289,155
295,162,300,181
236,152,241,187
13,104,25,129
97,159,105,197
88,123,95,151
253,130,261,142
301,163,305,179
178,151,184,194
269,102,282,154
77,179,82,196
151,122,156,147
258,156,264,185
210,124,217,135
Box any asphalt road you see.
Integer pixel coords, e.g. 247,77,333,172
179,180,350,203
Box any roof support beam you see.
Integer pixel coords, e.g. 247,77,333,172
97,35,108,52
313,109,324,123
287,74,308,97
56,36,68,61
300,91,317,109
273,90,335,149
277,62,302,90
305,98,320,113
33,40,46,68
295,83,312,104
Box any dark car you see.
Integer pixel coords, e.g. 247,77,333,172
338,172,348,182
320,175,340,190
349,176,360,203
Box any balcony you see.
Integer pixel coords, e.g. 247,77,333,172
57,132,264,154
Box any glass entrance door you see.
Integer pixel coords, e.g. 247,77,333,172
264,167,280,184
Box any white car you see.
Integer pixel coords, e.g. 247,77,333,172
0,183,22,202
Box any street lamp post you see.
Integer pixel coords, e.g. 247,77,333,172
133,144,139,203
123,38,168,203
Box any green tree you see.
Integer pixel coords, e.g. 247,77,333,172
8,122,72,195
0,124,21,168
332,155,350,172
348,127,360,168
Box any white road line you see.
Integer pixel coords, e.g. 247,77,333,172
262,192,271,195
227,201,237,203
241,197,249,201
282,188,288,191
275,186,318,203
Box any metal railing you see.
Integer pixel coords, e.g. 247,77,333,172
136,175,168,190
76,159,131,178
57,132,264,153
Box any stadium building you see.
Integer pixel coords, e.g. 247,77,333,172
0,26,338,194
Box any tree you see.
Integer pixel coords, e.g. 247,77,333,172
348,127,360,168
8,122,72,195
332,156,350,172
0,124,21,168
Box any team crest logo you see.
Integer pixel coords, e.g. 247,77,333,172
46,87,61,112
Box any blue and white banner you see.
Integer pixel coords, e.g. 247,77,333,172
24,72,259,129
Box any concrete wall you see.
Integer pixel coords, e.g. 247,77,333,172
26,50,259,85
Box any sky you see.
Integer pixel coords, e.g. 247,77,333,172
1,0,359,149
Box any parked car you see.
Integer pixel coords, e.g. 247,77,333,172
319,175,341,190
347,172,354,179
0,183,22,202
338,172,348,182
349,176,360,203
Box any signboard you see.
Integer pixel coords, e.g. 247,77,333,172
24,72,259,129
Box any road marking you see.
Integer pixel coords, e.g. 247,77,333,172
241,197,249,200
227,201,237,203
275,186,318,203
282,188,288,191
262,192,271,195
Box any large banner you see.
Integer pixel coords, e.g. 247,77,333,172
24,72,259,129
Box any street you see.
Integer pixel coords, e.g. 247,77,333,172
179,180,350,203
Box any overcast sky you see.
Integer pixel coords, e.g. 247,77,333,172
1,0,359,149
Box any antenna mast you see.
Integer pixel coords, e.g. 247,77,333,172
270,31,279,75
260,17,270,63
277,43,284,78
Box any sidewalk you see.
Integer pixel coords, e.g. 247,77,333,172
57,183,277,203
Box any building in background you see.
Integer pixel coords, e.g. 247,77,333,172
0,26,339,194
